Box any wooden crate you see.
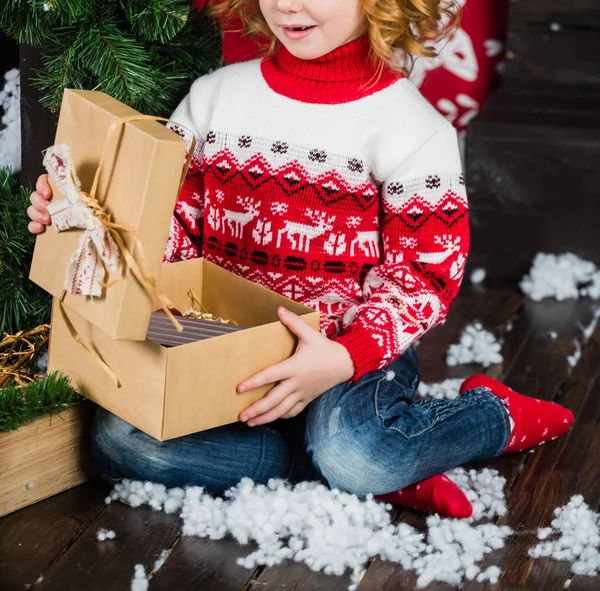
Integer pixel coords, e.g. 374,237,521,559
0,402,95,518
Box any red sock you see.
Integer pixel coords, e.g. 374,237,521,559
376,474,473,519
459,374,575,453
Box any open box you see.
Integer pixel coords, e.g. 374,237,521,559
30,89,319,441
48,258,318,440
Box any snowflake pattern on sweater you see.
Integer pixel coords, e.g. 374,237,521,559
163,37,469,380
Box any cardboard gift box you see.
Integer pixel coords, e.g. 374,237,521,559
30,89,319,441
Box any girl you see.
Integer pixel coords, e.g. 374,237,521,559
27,0,574,518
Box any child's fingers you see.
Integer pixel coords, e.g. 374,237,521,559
247,394,300,427
240,382,295,423
27,202,51,225
281,401,306,419
28,220,46,234
237,356,294,393
36,174,51,198
30,190,51,212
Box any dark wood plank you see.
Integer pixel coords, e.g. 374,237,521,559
351,557,419,591
0,481,109,591
149,536,258,591
505,26,600,87
416,286,523,383
465,82,600,282
251,562,351,591
509,0,600,30
37,500,183,590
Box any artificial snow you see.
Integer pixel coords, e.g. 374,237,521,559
418,378,463,400
582,308,600,340
529,495,600,577
152,549,171,573
520,253,600,301
131,564,149,591
35,350,49,375
567,340,582,369
97,528,116,541
110,467,513,590
470,268,486,285
0,68,20,172
447,322,503,368
567,308,600,371
26,481,35,489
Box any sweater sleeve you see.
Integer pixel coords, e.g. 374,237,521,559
163,85,207,263
333,124,470,380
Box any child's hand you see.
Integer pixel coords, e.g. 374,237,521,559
238,307,355,427
27,174,53,234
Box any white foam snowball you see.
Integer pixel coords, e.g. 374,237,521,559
520,253,600,301
130,564,149,591
418,378,463,400
112,467,514,590
529,495,600,576
96,528,116,541
470,268,486,285
447,323,503,367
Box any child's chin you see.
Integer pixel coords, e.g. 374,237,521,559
278,38,331,61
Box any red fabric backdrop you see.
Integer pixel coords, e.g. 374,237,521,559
193,1,509,135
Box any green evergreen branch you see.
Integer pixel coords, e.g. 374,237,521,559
120,0,189,44
0,0,63,45
35,27,90,112
0,372,81,432
0,169,51,335
1,1,221,117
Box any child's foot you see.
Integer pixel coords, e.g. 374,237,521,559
376,474,473,519
459,374,575,453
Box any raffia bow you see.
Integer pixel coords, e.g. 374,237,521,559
41,115,197,387
44,145,121,297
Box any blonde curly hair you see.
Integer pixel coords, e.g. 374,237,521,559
210,0,461,73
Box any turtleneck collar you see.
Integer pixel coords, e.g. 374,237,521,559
260,35,403,104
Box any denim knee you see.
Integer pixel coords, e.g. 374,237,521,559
304,379,419,497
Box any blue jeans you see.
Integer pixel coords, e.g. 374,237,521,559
91,348,511,496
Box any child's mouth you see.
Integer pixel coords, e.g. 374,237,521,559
282,25,317,40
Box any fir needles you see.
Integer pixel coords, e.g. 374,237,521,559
0,168,51,335
0,371,80,432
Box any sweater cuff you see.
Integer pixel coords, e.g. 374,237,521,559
333,325,388,381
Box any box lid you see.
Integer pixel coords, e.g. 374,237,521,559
29,89,189,341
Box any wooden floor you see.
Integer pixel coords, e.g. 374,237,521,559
1,278,599,591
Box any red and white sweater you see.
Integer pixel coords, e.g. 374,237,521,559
164,36,469,381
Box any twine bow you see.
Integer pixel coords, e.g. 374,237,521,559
44,145,120,297
42,114,197,387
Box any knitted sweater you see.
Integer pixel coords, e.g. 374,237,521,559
164,36,469,381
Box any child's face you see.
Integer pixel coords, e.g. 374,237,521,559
259,0,367,60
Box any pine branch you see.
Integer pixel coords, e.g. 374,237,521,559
34,27,91,112
0,371,81,432
2,0,221,130
79,19,161,107
120,0,190,44
0,169,51,335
